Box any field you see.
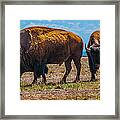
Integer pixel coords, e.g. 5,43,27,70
20,57,100,100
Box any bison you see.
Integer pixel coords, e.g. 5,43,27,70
85,30,100,81
20,26,83,84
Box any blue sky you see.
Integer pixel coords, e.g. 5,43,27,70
20,20,100,56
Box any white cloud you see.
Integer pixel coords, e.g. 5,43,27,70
22,22,38,29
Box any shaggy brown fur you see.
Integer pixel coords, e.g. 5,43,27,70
86,30,100,81
20,26,83,84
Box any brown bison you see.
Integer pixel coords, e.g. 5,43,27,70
20,26,83,84
85,30,100,81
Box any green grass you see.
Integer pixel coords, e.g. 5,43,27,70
21,80,100,92
20,81,100,100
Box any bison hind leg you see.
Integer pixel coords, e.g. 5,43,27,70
90,70,96,81
60,57,72,84
91,73,96,81
72,55,82,83
73,60,81,82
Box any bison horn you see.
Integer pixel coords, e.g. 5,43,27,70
85,43,90,51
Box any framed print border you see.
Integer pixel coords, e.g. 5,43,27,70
0,0,119,119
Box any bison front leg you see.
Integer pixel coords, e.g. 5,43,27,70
87,54,96,81
90,68,96,81
32,72,37,84
41,64,47,85
91,72,95,81
89,61,96,81
32,63,39,84
60,57,72,84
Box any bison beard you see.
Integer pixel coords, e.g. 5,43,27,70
20,26,83,85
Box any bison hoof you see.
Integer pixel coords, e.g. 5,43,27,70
73,80,80,83
90,78,96,82
60,80,66,84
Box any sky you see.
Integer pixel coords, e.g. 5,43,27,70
20,20,100,56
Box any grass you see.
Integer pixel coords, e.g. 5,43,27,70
21,80,100,92
20,57,100,100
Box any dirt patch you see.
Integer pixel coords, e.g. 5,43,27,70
20,57,100,100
